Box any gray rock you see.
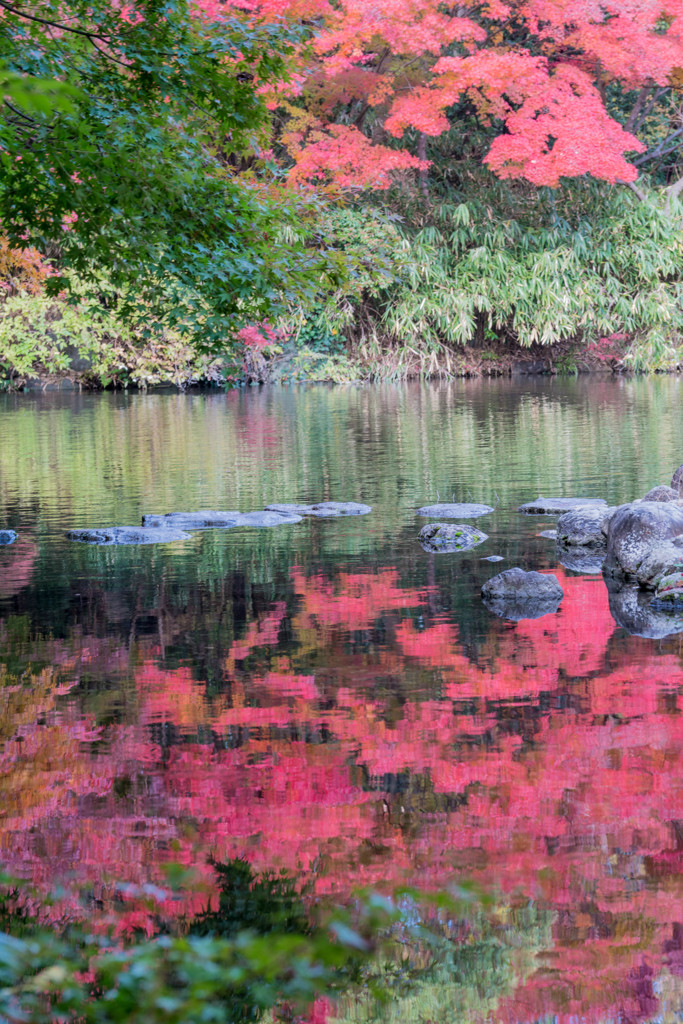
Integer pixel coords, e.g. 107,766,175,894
607,580,683,638
603,501,683,587
265,502,371,517
418,523,488,553
417,502,494,518
0,530,17,546
481,555,504,562
556,505,615,547
67,526,192,545
240,510,303,527
143,509,302,529
518,497,607,515
640,485,680,502
482,567,564,601
143,511,245,529
672,464,683,496
537,530,557,540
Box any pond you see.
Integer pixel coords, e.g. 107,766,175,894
1,376,683,1022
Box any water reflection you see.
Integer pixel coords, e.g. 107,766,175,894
2,380,683,1022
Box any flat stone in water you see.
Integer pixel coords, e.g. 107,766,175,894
266,502,371,517
417,502,494,518
518,497,607,515
0,530,17,545
418,522,488,553
240,510,303,527
143,511,244,529
481,555,504,562
537,530,557,540
67,526,192,545
143,510,303,529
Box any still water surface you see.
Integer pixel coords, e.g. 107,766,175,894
2,377,683,1022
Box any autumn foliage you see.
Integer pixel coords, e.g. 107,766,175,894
194,0,683,190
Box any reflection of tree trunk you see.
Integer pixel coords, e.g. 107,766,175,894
417,133,428,201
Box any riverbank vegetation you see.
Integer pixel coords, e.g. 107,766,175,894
4,0,683,385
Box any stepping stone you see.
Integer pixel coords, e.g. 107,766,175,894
0,530,17,545
518,497,607,515
266,502,371,517
537,530,557,540
417,503,493,518
67,527,191,545
418,523,488,553
142,510,302,529
481,555,504,562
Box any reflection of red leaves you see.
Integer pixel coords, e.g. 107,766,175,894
3,563,683,1021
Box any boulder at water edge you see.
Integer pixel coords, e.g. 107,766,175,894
68,526,192,545
418,523,488,553
143,510,303,529
518,497,607,515
0,530,17,545
672,464,683,495
266,502,371,517
603,501,683,588
556,505,615,548
640,485,680,502
417,502,493,518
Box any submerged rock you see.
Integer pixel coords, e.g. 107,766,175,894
556,505,615,547
481,569,561,614
417,502,494,518
418,522,488,552
603,501,683,588
0,530,17,545
518,497,607,515
482,568,563,621
640,485,679,503
265,502,371,517
607,579,683,638
482,567,564,601
481,554,504,562
143,510,303,529
67,526,192,545
651,571,683,608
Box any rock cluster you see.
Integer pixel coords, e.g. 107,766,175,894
69,501,372,544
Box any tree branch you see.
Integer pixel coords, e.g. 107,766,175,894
625,85,652,134
0,0,108,41
664,174,683,215
625,180,647,202
634,126,683,166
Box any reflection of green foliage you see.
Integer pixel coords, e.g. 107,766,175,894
191,859,310,939
334,902,553,1024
